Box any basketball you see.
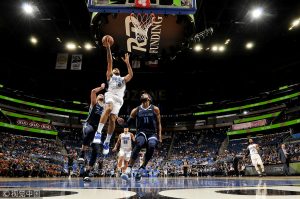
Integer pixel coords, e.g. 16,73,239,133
102,35,114,47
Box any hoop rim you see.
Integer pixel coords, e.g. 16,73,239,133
130,12,156,20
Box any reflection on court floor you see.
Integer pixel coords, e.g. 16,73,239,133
0,177,300,198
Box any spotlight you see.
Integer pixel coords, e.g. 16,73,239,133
194,44,203,52
29,36,38,45
292,19,300,27
22,3,34,15
225,39,230,45
246,42,254,49
218,45,225,52
84,43,93,50
66,42,76,50
289,18,300,30
251,7,263,19
212,45,218,52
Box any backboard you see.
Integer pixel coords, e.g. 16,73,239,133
87,0,197,15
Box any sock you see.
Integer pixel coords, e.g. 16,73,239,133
97,123,104,133
105,133,112,143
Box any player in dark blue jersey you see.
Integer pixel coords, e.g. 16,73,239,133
78,83,105,182
117,92,162,182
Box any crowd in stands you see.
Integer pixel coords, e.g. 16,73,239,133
1,127,300,178
0,132,64,177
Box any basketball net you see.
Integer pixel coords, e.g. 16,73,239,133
130,0,155,43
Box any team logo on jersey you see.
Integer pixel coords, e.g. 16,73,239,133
111,76,123,88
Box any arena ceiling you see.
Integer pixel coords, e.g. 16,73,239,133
0,0,299,112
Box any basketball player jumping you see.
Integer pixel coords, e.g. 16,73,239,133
78,83,105,182
245,138,266,177
93,37,133,156
118,92,162,182
112,127,135,175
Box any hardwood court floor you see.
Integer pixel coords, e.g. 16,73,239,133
0,176,300,198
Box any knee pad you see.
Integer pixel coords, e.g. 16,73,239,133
148,139,158,149
82,124,95,146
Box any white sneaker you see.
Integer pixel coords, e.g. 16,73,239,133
125,167,132,175
102,142,110,155
92,131,102,144
78,158,85,164
121,167,131,182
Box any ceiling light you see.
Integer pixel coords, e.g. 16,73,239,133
22,3,34,15
292,19,300,27
289,18,300,30
251,7,263,19
194,44,203,52
66,42,76,50
212,45,218,52
29,36,38,45
84,43,93,50
246,42,254,49
225,39,230,45
218,45,225,52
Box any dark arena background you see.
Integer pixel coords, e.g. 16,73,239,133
1,0,300,198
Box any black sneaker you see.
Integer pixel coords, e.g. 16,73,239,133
135,172,142,182
83,176,91,182
135,167,144,182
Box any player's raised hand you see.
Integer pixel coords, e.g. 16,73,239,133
100,83,105,89
121,53,130,64
117,117,125,125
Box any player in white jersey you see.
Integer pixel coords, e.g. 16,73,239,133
112,127,135,174
93,37,133,156
245,139,265,177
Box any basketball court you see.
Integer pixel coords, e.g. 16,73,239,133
1,1,300,199
1,177,300,198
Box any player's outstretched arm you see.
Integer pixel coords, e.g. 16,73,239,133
122,53,133,83
105,42,113,81
90,83,105,106
130,132,135,142
117,107,138,128
154,106,162,143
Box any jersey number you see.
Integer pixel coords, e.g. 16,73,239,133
144,117,149,124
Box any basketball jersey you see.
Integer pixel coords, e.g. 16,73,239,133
247,144,259,155
107,74,126,98
85,103,104,126
136,104,157,133
120,132,132,150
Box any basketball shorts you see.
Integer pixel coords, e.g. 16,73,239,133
251,154,263,166
82,123,97,146
104,92,123,115
118,148,132,161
